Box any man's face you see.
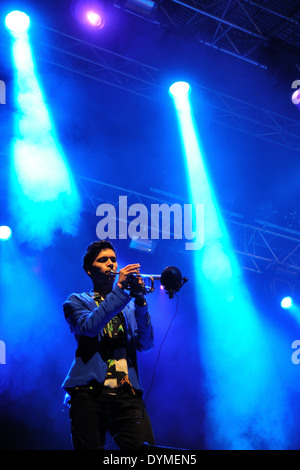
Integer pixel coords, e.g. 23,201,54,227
88,248,118,283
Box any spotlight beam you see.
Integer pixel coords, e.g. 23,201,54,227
7,14,81,246
170,81,289,450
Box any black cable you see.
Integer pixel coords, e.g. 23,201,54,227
144,294,179,405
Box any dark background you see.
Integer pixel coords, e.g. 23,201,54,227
1,0,300,451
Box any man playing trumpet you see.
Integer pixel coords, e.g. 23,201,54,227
62,239,155,450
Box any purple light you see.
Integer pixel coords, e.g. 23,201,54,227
86,10,104,28
71,1,106,30
292,89,300,105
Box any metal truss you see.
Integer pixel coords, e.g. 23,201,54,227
156,0,300,69
224,211,300,275
24,24,300,151
79,175,300,276
30,25,161,101
192,82,300,151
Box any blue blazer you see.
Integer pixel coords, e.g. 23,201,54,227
62,285,154,392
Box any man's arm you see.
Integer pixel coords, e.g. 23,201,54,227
64,285,131,337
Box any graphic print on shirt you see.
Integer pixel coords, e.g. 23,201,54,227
93,293,135,395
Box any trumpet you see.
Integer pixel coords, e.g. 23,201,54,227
110,266,188,298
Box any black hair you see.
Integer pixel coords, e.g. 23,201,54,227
83,240,117,273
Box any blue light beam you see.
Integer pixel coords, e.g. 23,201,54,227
8,26,81,247
169,82,290,450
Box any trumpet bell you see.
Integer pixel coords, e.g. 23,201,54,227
161,266,182,290
160,266,187,298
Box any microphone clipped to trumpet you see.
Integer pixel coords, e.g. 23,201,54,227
110,266,188,299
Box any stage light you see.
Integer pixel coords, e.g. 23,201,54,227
169,81,190,98
281,296,293,309
0,226,12,241
72,0,106,29
5,11,30,34
291,80,300,105
86,10,105,28
8,17,81,247
170,82,288,449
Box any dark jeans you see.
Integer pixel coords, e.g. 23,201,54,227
69,387,155,450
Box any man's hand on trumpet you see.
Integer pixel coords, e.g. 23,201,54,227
116,263,141,290
115,264,146,299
